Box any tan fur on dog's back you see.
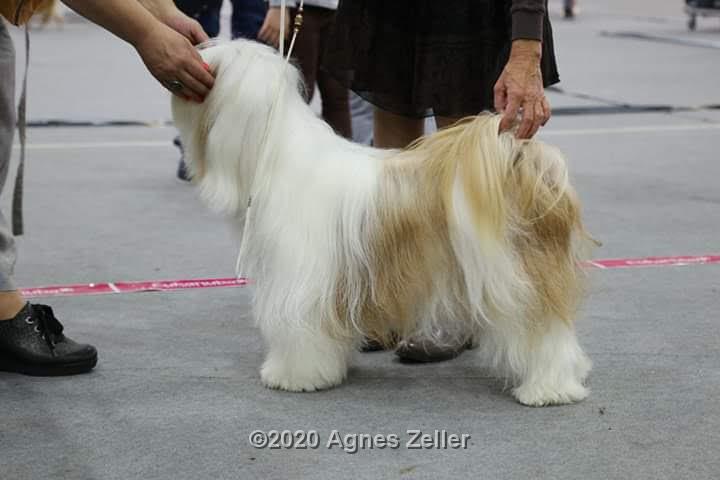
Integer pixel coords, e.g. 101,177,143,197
334,114,592,345
355,149,465,345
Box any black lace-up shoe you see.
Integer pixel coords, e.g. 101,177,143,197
0,303,97,376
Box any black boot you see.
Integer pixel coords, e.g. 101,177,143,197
0,303,97,376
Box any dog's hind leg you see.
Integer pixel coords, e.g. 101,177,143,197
511,320,591,406
259,320,353,392
476,317,591,406
508,319,591,407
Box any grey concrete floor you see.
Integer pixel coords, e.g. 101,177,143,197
1,1,719,479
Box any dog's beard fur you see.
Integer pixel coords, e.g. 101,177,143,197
172,39,594,406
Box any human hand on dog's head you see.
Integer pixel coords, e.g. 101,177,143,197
494,39,551,139
134,22,215,103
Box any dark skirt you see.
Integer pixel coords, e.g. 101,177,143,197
322,0,559,118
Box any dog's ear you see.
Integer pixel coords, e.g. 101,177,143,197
171,93,211,181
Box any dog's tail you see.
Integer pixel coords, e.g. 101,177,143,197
409,114,593,324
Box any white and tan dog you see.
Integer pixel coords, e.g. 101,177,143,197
172,39,594,406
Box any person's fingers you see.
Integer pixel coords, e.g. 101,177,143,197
184,51,215,90
527,101,544,138
263,28,277,48
541,96,551,126
161,77,193,101
178,69,210,101
176,86,199,102
499,96,521,132
258,21,271,43
189,20,209,44
493,79,507,114
516,100,536,139
172,92,189,101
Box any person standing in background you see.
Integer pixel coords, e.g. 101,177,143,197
258,0,352,139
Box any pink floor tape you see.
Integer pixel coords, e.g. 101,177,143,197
587,255,720,269
19,255,719,299
21,278,248,299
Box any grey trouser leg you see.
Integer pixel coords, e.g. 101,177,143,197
0,21,17,292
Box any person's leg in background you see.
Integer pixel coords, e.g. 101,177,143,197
230,0,266,40
372,108,423,149
290,6,351,139
373,114,462,149
0,22,21,320
314,8,351,139
0,21,96,376
316,72,352,139
434,115,463,131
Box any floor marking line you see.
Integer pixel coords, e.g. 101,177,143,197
601,30,720,50
586,261,609,270
19,255,720,299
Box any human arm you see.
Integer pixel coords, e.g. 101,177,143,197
493,0,551,139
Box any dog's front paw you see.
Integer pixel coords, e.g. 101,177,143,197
512,380,589,407
260,357,347,392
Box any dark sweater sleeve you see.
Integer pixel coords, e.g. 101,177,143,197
511,0,545,41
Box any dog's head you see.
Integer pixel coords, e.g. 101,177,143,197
171,39,304,216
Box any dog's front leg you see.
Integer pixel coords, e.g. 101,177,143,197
259,321,352,392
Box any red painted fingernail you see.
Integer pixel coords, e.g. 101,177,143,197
203,62,211,71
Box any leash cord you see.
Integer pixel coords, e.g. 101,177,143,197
280,0,305,62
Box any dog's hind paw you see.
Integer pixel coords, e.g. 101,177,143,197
512,380,589,407
260,358,346,392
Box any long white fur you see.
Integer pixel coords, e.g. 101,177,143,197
172,40,592,406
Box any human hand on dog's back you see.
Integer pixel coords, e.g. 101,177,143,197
61,0,214,102
494,39,551,140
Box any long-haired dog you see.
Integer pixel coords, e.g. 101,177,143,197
172,40,594,406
